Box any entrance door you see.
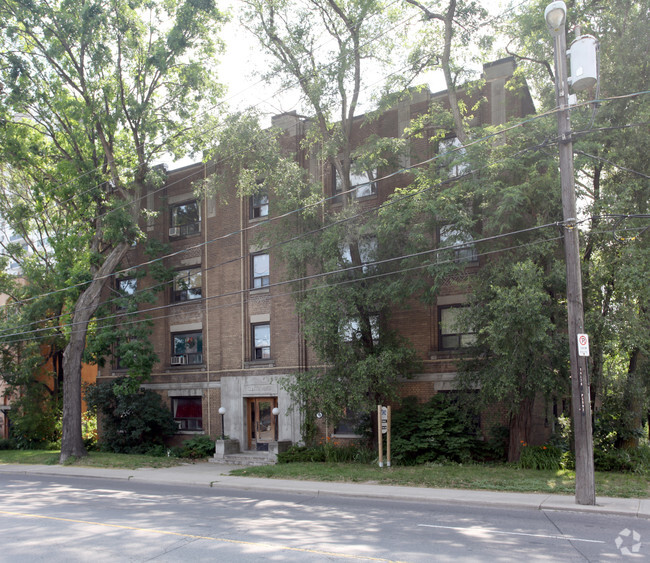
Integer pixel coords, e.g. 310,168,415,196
247,397,277,451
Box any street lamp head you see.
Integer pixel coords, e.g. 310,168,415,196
545,1,566,36
272,407,279,416
218,407,226,415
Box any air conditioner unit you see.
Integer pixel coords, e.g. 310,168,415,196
168,227,180,237
171,355,186,365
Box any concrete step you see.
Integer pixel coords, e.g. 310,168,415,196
210,451,276,466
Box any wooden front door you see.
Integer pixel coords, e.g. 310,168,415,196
247,397,277,451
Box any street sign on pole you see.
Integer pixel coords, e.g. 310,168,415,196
577,333,590,357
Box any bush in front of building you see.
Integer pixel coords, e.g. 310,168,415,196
0,438,16,450
277,441,375,464
85,380,177,454
518,444,563,471
390,394,481,465
173,435,216,459
9,387,61,450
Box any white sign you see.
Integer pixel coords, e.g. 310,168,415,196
577,333,590,357
381,406,388,434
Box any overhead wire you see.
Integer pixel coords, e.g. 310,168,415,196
1,92,649,325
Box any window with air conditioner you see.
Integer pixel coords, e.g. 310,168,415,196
171,331,203,365
172,397,203,431
169,201,200,238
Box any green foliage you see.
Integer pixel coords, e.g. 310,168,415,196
0,438,17,450
9,386,61,450
277,441,374,464
84,380,177,454
593,446,650,476
175,435,216,459
390,394,480,466
518,444,562,471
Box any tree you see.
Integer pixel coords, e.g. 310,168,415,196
201,1,424,434
0,0,225,461
505,0,650,448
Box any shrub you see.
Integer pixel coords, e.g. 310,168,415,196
176,435,216,459
277,441,374,464
85,379,177,454
10,387,61,450
390,394,481,465
0,438,16,450
518,444,562,470
594,445,650,475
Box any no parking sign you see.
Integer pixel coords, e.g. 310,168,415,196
577,333,590,357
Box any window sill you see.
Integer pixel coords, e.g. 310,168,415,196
249,287,270,295
167,364,206,370
244,359,275,369
248,216,269,223
175,430,205,435
169,232,202,242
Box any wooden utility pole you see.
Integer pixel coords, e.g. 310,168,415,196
550,9,596,505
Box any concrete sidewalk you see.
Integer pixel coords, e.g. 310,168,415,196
1,462,649,519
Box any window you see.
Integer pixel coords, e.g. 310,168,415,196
251,190,269,219
171,331,203,365
334,166,377,198
114,337,136,370
172,397,203,431
438,226,478,263
116,277,137,296
115,277,137,309
439,306,476,350
439,136,469,178
252,323,270,360
341,316,379,344
334,409,368,436
169,201,200,237
173,268,202,302
251,253,270,289
341,236,377,273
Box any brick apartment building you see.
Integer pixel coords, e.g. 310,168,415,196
98,57,546,452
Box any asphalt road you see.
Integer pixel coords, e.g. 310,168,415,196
0,473,647,562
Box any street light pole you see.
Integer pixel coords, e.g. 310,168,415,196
545,1,595,505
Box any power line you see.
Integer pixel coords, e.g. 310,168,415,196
3,215,647,345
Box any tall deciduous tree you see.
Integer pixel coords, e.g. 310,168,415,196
0,0,225,461
228,1,422,434
505,0,650,448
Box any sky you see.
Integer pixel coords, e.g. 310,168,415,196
172,0,510,167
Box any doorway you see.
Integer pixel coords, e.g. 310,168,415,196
247,397,277,451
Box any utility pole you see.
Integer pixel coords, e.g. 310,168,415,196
545,0,596,505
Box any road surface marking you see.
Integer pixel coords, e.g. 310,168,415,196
418,523,605,544
0,509,402,562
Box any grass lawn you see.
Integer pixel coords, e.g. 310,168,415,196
0,450,183,469
228,462,650,499
1,450,648,498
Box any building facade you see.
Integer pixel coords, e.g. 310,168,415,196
98,58,547,451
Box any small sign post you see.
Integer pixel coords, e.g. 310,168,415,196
378,405,391,468
377,405,383,467
577,333,590,357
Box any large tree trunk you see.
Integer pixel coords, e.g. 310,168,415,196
59,242,129,463
507,396,534,462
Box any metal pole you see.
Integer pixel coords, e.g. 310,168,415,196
552,28,596,506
